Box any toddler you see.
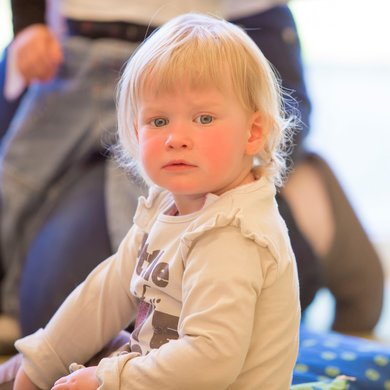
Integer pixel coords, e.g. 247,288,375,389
14,13,300,389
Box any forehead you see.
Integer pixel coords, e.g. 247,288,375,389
142,59,232,93
138,74,241,110
143,75,229,96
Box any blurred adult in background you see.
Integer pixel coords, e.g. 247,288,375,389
0,0,384,353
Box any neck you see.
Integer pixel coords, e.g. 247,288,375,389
172,194,207,216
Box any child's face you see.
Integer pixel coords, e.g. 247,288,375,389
136,79,262,214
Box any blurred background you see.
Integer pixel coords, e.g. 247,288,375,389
290,0,390,265
291,0,390,339
1,0,389,335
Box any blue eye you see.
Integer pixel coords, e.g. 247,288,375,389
195,115,213,125
152,118,168,127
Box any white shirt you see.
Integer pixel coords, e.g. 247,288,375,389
16,178,300,389
61,0,289,25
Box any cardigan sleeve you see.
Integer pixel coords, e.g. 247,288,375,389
11,0,46,35
15,226,143,389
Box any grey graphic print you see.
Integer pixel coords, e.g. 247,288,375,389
131,234,179,352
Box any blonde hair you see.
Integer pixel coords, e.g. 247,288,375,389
116,13,295,187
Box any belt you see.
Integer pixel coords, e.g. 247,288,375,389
66,19,157,42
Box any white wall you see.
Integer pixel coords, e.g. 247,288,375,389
291,0,390,275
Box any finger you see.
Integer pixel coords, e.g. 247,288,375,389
51,383,66,389
19,49,58,83
51,385,69,390
20,59,53,83
16,45,49,82
34,36,61,78
48,35,64,66
53,376,68,385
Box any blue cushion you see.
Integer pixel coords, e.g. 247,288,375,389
291,377,349,389
293,325,390,389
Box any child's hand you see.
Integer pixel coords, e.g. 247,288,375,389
51,366,99,390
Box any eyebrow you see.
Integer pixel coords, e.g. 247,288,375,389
141,99,225,111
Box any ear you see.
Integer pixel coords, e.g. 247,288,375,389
245,112,264,155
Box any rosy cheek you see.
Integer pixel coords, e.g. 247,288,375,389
200,133,233,166
204,145,224,165
139,135,163,167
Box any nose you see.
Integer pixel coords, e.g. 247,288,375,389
165,128,193,150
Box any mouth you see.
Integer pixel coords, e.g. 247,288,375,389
162,160,197,170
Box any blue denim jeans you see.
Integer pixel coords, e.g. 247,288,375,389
0,46,27,138
0,37,140,317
